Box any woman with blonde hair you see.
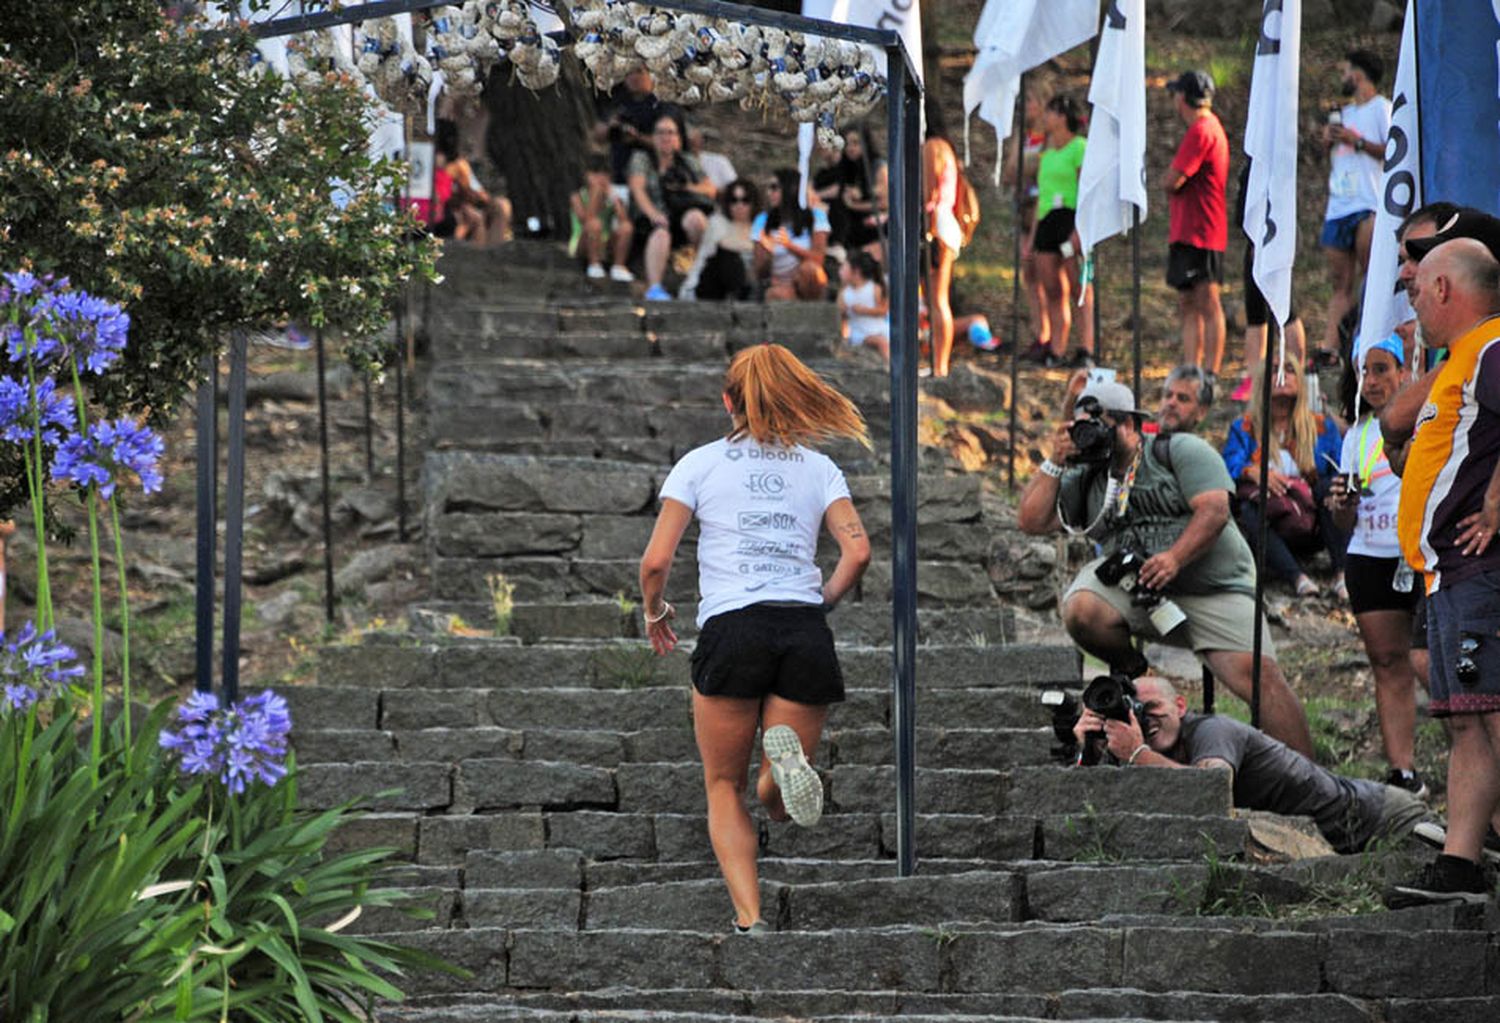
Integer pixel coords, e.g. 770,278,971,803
1222,356,1347,597
639,344,872,934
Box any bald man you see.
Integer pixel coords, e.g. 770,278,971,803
1383,224,1500,905
1072,676,1432,855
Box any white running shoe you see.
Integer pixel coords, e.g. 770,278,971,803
586,263,607,280
763,724,822,827
608,265,635,283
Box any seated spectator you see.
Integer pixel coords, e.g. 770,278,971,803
1158,364,1215,435
435,132,512,246
753,169,830,302
680,179,759,301
837,251,889,362
569,153,634,282
606,67,663,185
1072,676,1434,855
689,127,738,192
627,110,717,302
1222,356,1347,598
814,126,887,259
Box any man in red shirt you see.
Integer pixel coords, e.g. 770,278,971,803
1162,70,1230,382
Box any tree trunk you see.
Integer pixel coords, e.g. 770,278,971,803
921,0,946,137
483,54,597,237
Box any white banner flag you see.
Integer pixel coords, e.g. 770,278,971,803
963,0,1097,164
1358,0,1422,348
1075,0,1148,254
798,0,922,206
1242,0,1302,329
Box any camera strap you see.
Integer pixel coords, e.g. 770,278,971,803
1058,472,1121,538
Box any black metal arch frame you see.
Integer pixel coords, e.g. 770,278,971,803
196,0,926,875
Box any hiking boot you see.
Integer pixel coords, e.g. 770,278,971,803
1413,820,1500,865
1386,768,1430,800
1386,854,1490,908
763,724,822,827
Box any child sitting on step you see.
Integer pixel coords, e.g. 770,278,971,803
837,251,890,363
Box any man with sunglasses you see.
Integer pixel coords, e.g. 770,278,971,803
1382,214,1500,906
1018,378,1315,757
1074,676,1434,855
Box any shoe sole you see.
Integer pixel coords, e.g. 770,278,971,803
1412,820,1500,865
763,725,822,827
1385,884,1490,910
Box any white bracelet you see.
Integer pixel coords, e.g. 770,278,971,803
1039,459,1065,478
1127,743,1150,766
644,601,674,625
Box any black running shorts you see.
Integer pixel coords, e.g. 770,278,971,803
690,603,845,705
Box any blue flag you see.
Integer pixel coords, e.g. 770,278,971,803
1417,1,1500,213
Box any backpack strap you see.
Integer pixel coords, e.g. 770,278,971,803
1152,433,1174,472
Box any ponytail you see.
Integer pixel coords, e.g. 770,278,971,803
724,344,870,450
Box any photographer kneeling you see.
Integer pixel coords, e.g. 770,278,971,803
1070,676,1433,855
1018,378,1315,757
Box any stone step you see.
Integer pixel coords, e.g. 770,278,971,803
369,922,1499,1000
286,683,1055,736
409,601,1020,647
316,639,1080,692
291,724,1054,771
379,988,1499,1023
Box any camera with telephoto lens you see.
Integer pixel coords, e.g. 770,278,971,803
1094,544,1189,637
1067,396,1116,465
1042,674,1146,765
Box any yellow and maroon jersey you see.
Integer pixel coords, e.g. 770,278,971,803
1398,316,1500,592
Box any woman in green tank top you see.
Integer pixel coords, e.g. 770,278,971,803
1025,94,1094,369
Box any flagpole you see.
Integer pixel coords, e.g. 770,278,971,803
1007,72,1026,493
1250,318,1278,729
1131,208,1142,402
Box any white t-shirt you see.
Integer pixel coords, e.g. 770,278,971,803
840,280,888,346
751,208,832,279
659,436,851,626
1339,416,1402,558
1326,95,1392,221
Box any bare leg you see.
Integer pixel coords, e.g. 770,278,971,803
1199,282,1226,375
754,695,830,822
611,219,635,270
692,691,765,927
1179,289,1203,367
1358,609,1418,772
1061,591,1138,668
1441,714,1500,863
1036,251,1071,358
1023,255,1050,346
645,226,672,288
1201,649,1315,758
928,244,957,377
864,334,890,363
1323,246,1357,352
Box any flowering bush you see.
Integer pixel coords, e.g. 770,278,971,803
0,268,457,1016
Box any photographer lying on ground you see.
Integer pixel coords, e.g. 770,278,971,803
1018,377,1315,757
1069,675,1434,856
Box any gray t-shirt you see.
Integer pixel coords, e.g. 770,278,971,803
1059,432,1256,596
1174,713,1387,853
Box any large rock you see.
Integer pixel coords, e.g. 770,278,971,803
424,452,657,515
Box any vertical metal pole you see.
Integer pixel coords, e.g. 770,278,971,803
220,331,248,706
1132,208,1143,403
395,309,409,544
1091,252,1102,366
363,374,375,481
316,328,336,624
1250,320,1278,728
1007,73,1027,492
193,357,218,694
887,45,920,878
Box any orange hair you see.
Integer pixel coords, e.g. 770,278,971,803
724,344,870,450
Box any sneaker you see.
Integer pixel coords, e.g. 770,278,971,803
586,263,606,280
732,919,772,936
1230,375,1253,402
644,284,672,302
608,265,635,283
1386,854,1490,908
763,724,822,827
1020,340,1051,364
968,320,1000,351
1386,768,1430,800
1413,820,1500,865
1064,349,1095,369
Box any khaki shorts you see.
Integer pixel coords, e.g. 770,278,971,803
1064,558,1275,658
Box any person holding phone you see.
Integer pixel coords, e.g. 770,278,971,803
1024,94,1092,369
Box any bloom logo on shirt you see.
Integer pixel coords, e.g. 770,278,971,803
744,472,787,496
738,511,798,530
724,447,804,462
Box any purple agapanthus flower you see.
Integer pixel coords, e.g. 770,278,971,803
159,689,292,794
0,376,76,446
0,622,83,713
31,290,130,376
52,418,164,498
2,271,40,299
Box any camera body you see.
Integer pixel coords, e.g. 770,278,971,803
1042,674,1146,765
1095,544,1188,636
1067,399,1116,465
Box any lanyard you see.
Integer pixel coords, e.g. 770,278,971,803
1356,419,1386,490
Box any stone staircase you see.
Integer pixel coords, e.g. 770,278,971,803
289,243,1499,1021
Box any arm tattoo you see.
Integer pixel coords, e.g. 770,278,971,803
836,521,866,540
